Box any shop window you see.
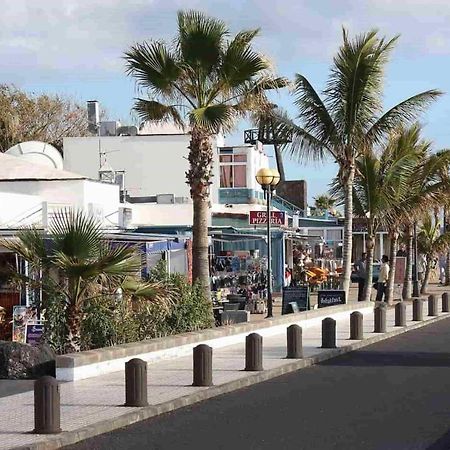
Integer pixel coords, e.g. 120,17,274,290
219,154,247,188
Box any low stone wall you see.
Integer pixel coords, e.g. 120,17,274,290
56,301,373,381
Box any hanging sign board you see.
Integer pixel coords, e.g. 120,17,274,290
318,290,346,308
394,257,406,284
249,211,286,226
282,286,309,314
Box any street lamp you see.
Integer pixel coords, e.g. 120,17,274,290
255,167,281,318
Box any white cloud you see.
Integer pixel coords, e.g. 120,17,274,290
1,0,450,84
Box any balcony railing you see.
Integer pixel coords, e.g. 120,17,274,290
244,128,292,145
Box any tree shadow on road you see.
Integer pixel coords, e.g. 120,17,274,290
319,351,450,368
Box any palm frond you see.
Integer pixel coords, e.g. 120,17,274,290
0,227,47,269
326,29,399,142
190,104,235,133
293,74,338,152
124,41,182,98
177,10,227,73
366,90,443,144
133,99,185,128
50,209,102,260
220,29,269,89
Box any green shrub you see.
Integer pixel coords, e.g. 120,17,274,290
40,283,68,355
165,273,214,333
43,260,214,352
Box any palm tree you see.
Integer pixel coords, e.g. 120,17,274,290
314,194,336,215
381,125,431,302
277,29,441,298
3,209,144,352
124,10,286,297
418,214,450,294
396,143,450,298
332,134,419,302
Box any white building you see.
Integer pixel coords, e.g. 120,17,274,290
0,153,120,229
62,124,285,228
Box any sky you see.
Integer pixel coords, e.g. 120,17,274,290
2,0,450,204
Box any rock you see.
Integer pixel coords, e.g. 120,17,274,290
0,341,55,379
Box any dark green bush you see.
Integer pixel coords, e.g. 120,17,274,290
77,263,213,351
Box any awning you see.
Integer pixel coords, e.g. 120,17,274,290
210,232,266,243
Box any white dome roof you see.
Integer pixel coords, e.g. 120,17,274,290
5,141,63,170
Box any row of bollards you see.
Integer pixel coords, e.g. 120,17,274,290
33,292,450,434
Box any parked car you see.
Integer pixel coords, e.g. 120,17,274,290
351,262,381,283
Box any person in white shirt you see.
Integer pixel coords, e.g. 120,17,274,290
376,255,390,302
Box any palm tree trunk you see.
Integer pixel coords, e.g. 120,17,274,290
444,206,450,286
341,163,355,298
420,257,432,294
446,251,450,286
65,302,81,353
192,196,211,297
402,226,413,300
188,127,213,300
386,232,398,304
362,233,375,302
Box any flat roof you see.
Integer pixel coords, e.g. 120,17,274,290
0,153,88,182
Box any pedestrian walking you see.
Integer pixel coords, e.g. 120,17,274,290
354,252,367,302
376,255,390,302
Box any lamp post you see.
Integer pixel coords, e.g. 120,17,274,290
255,168,281,318
412,221,420,298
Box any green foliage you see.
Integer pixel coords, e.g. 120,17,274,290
1,209,172,353
40,285,68,355
418,214,450,257
124,10,287,134
78,261,213,350
165,273,214,333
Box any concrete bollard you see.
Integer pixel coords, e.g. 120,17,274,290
33,376,61,434
349,311,363,340
245,333,263,371
125,358,148,407
443,293,449,313
286,325,303,359
322,318,337,349
395,302,406,327
412,298,423,321
374,304,387,333
193,344,213,386
428,294,438,317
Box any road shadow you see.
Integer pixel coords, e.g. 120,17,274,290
319,351,450,368
427,427,450,449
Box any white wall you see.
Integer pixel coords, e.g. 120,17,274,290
0,180,120,227
82,180,120,225
213,142,270,193
0,192,43,227
131,203,199,226
64,134,223,204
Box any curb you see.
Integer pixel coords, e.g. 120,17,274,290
11,312,450,450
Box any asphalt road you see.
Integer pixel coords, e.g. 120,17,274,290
65,318,450,450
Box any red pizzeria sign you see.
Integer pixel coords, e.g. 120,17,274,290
249,211,286,225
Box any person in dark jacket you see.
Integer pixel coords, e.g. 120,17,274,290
354,252,367,302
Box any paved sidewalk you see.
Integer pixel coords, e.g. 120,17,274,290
67,316,450,450
1,301,448,450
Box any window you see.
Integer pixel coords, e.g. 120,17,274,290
219,154,247,188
